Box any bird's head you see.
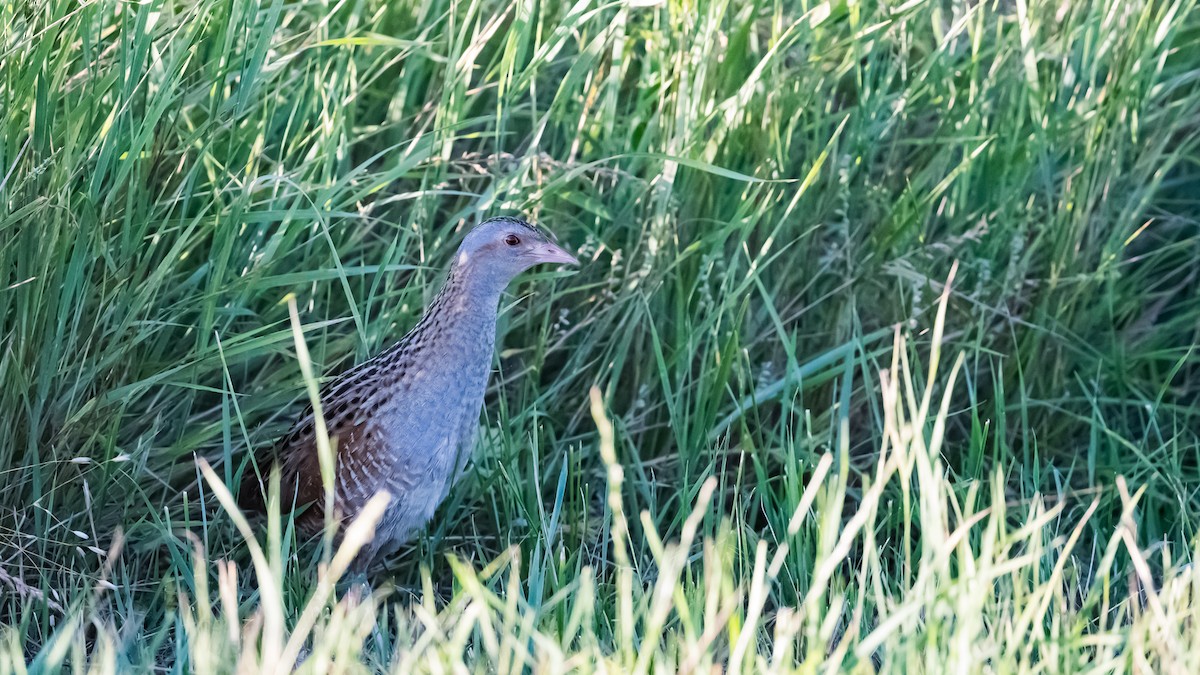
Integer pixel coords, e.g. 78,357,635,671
454,216,578,284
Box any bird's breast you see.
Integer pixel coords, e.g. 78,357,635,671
369,327,494,468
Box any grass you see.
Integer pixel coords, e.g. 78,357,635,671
2,0,1199,671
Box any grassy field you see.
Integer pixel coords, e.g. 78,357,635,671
3,0,1200,671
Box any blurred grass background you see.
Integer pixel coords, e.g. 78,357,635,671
2,0,1200,671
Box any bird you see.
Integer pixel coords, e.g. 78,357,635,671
238,216,578,570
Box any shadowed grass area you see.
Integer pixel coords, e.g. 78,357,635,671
2,0,1199,670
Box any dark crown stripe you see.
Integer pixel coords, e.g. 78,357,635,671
480,215,539,233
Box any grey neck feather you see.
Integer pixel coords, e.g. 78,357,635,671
442,259,509,315
415,257,512,357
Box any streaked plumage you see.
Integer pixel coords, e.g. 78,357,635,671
238,216,577,568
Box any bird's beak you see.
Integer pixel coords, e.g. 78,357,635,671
534,241,579,266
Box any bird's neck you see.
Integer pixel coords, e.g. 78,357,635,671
432,263,507,320
412,263,508,360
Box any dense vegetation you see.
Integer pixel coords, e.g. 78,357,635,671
2,0,1199,671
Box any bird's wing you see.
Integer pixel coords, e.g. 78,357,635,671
237,358,390,522
285,412,389,535
267,400,459,540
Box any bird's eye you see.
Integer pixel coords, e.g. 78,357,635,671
504,234,520,246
